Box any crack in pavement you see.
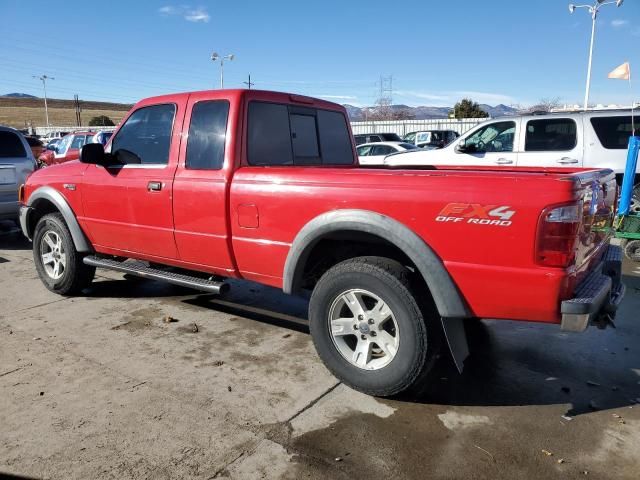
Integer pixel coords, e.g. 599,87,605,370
207,380,343,478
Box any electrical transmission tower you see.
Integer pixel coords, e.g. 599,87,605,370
376,75,393,119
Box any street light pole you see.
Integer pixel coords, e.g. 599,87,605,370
33,74,54,127
569,0,624,111
211,52,235,89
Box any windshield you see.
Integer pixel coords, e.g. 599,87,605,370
403,132,416,143
56,135,72,155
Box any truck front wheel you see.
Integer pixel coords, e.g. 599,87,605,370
308,256,440,397
33,213,95,295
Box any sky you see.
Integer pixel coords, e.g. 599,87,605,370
1,0,639,108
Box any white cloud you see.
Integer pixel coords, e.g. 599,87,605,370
158,5,210,23
158,5,177,15
611,19,629,28
184,8,210,23
395,91,450,102
394,90,517,107
453,91,516,105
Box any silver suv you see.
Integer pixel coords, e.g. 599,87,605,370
0,126,36,221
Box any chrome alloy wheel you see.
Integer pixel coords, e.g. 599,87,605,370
328,289,399,370
40,230,66,280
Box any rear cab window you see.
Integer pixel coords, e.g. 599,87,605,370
247,101,353,166
0,131,27,158
590,116,640,149
525,118,577,151
110,103,176,165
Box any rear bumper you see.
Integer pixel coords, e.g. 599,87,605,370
560,245,625,332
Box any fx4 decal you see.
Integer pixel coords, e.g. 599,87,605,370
436,203,516,226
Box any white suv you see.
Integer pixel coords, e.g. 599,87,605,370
385,109,640,205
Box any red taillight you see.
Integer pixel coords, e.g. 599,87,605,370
535,202,582,268
18,184,25,204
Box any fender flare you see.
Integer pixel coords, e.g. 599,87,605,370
282,209,470,319
26,186,92,252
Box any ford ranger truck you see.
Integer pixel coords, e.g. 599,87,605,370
18,90,625,397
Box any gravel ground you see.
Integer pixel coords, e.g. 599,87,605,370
1,224,639,480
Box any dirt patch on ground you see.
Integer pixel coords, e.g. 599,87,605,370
110,306,163,333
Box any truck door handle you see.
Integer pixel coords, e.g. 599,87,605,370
495,158,513,164
557,157,579,164
147,181,162,192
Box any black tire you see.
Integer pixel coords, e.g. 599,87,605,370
308,256,441,397
624,239,640,262
33,213,95,295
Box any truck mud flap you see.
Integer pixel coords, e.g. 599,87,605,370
441,317,469,373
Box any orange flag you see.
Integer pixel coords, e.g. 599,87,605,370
608,62,631,81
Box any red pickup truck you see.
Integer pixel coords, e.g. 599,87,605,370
18,89,625,396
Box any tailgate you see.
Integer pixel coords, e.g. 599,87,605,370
573,170,617,273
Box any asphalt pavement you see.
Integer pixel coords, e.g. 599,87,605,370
1,222,639,480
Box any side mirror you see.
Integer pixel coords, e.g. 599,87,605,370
455,140,468,153
80,143,107,165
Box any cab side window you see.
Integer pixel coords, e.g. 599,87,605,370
525,118,576,151
111,104,176,165
464,121,515,153
247,101,354,166
186,100,229,170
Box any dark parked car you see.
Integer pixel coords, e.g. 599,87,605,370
354,132,402,145
404,130,459,149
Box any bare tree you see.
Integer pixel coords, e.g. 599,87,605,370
527,97,562,113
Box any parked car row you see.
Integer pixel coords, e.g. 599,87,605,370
354,130,460,148
36,131,113,167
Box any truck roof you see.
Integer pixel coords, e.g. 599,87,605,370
133,89,345,112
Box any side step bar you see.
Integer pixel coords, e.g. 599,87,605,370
83,256,229,294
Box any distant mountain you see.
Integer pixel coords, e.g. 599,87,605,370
344,103,519,121
2,92,37,98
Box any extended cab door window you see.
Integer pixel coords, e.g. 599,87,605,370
518,118,581,167
111,104,176,165
185,100,230,170
247,101,353,166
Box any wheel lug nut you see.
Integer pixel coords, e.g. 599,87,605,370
361,334,366,340
357,315,364,320
368,318,374,325
353,325,359,330
371,331,377,337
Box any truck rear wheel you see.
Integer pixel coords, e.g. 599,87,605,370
33,213,95,295
308,256,440,397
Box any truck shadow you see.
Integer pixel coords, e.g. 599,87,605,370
0,221,31,251
185,274,640,417
82,268,640,417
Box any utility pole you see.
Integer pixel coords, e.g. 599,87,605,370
73,94,82,126
33,74,54,127
243,73,254,89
